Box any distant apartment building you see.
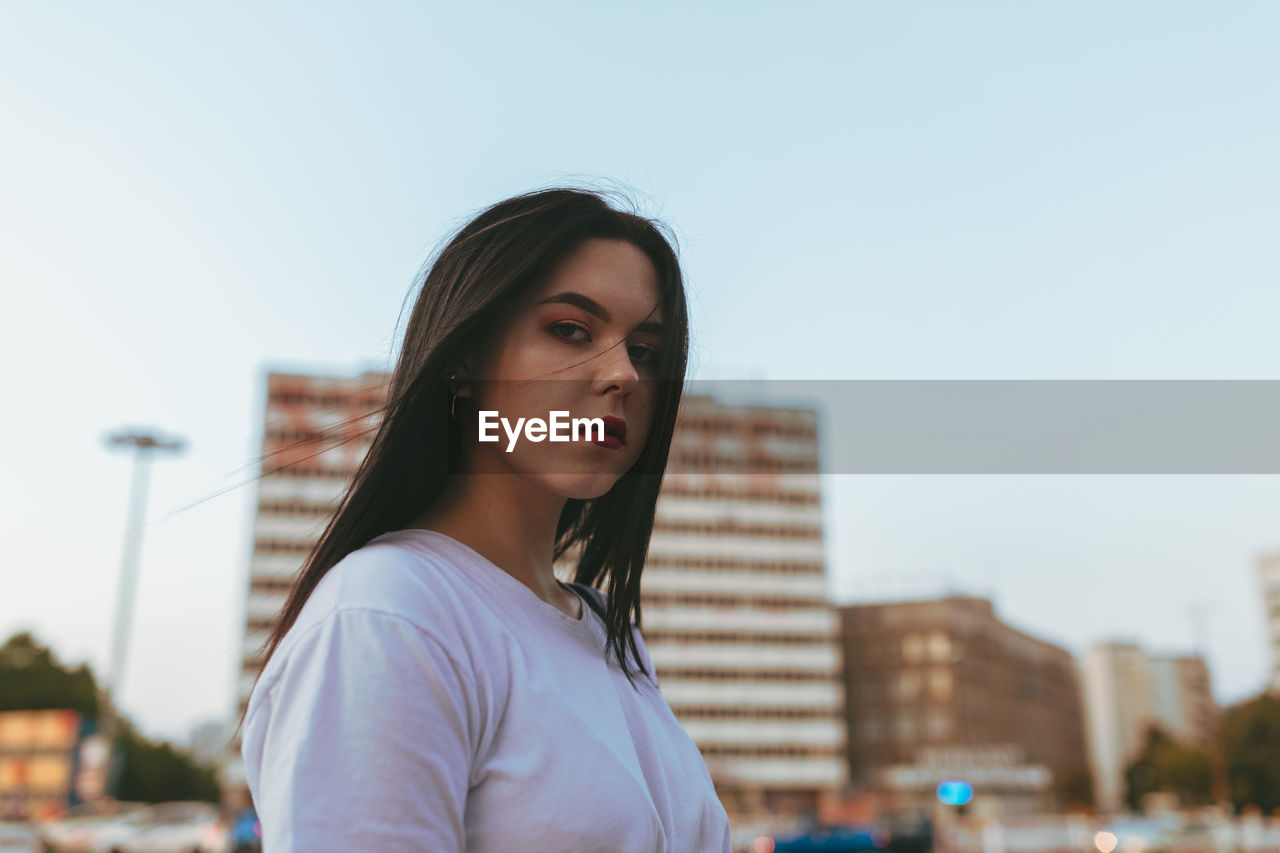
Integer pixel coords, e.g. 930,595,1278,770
225,374,848,822
223,370,386,792
838,596,1090,816
1081,642,1217,813
1258,550,1280,692
639,393,848,822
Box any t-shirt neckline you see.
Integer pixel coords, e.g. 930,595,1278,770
385,527,594,631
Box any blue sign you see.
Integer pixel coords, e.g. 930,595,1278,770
937,781,974,805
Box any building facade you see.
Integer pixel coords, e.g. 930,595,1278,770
223,370,386,792
1258,550,1280,692
1080,642,1217,813
838,596,1090,816
636,393,848,823
225,374,848,825
0,710,101,821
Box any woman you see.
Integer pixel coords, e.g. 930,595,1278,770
237,186,733,851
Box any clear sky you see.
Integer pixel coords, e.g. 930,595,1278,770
2,2,1277,745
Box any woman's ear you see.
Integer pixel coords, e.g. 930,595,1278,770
446,357,474,400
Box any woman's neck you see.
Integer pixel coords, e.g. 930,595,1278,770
408,473,574,612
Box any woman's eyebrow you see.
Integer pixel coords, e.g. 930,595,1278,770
537,291,667,336
538,291,611,321
632,319,666,337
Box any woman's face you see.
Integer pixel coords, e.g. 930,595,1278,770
459,237,668,500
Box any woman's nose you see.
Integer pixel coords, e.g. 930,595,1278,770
595,339,640,393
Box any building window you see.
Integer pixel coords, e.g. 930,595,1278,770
929,668,953,701
854,680,883,702
923,709,952,740
897,670,921,701
859,716,885,742
902,633,924,663
893,713,916,742
928,631,952,661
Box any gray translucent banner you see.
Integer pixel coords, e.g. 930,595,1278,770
685,380,1280,474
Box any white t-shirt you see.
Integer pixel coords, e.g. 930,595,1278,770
241,528,733,852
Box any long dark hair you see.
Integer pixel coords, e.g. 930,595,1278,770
235,186,689,736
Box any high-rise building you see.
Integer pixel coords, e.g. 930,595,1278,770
224,374,848,824
639,393,848,823
838,596,1089,816
1257,549,1280,692
223,370,386,792
1081,642,1217,813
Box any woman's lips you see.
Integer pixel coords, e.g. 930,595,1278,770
595,416,627,449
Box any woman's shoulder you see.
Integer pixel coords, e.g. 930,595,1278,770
286,530,490,650
251,530,505,705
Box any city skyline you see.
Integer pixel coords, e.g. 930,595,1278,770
3,364,1272,747
3,1,1279,744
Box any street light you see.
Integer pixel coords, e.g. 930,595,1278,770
94,428,185,799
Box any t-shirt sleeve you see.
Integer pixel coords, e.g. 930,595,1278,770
241,607,478,852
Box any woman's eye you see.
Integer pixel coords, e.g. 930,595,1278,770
549,321,590,343
629,344,659,365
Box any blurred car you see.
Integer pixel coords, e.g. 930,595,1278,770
764,816,932,853
1097,815,1184,853
1160,822,1227,853
77,808,153,853
226,809,260,853
35,801,147,853
0,821,40,853
765,824,893,853
84,802,226,853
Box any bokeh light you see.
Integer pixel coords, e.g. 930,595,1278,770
936,780,974,805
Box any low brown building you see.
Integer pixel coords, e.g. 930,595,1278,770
838,596,1091,814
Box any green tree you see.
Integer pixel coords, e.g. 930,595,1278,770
1,631,219,803
0,632,100,714
1221,692,1280,813
114,718,220,803
1124,724,1213,811
1055,762,1095,811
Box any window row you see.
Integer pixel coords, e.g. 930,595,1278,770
645,629,837,646
902,631,953,662
249,577,294,596
697,743,843,759
648,556,824,575
652,519,822,539
262,466,355,481
668,453,818,473
669,705,840,721
254,539,316,555
857,710,954,743
673,417,816,441
849,668,955,703
657,668,839,684
269,391,384,410
642,592,829,610
256,500,339,518
661,485,820,506
245,616,276,634
844,631,954,665
266,426,375,445
242,657,267,674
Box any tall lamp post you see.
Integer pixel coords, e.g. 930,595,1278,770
96,428,185,798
